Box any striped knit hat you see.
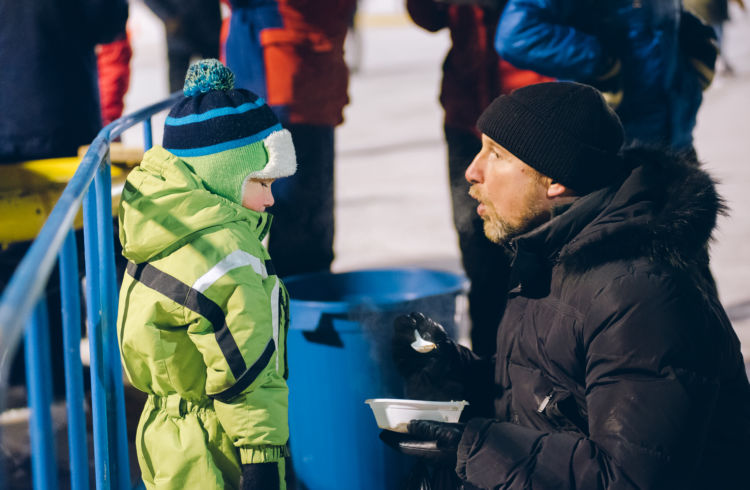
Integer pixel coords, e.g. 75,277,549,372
162,59,296,204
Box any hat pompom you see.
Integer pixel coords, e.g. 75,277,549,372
183,59,235,97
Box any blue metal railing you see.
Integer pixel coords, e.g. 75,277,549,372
0,93,181,489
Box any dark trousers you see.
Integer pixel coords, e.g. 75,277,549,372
143,0,222,93
445,126,511,356
268,123,335,278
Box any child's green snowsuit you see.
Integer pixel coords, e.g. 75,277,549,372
117,146,289,489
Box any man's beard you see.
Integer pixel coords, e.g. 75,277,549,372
469,185,550,244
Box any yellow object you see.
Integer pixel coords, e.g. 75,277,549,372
0,145,143,248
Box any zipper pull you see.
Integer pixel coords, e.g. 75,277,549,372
537,392,553,413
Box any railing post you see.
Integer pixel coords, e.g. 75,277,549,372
93,154,131,490
83,182,109,489
59,229,89,490
83,153,133,490
143,118,153,151
1,93,179,489
24,298,58,490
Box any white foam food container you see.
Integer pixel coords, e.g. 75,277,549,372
365,398,469,433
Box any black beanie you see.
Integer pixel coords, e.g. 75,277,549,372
476,82,625,194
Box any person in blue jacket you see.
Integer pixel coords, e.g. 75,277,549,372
495,0,718,150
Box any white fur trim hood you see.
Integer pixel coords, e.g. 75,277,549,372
248,129,297,179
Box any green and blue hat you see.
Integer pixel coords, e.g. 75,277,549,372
163,59,296,204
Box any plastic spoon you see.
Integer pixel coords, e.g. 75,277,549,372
410,329,437,353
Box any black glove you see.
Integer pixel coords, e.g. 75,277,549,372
392,312,466,400
679,10,718,90
379,429,457,462
378,419,465,462
393,312,450,368
241,462,281,490
379,421,465,462
408,420,465,454
590,57,623,109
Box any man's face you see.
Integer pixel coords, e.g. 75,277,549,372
466,135,553,244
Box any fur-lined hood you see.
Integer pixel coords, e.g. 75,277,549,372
513,147,726,274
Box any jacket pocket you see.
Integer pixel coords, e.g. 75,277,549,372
507,361,587,435
539,389,588,435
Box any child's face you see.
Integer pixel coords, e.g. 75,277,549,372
241,178,275,212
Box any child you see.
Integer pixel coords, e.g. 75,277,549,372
117,59,296,490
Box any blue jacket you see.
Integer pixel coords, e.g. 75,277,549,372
225,0,354,126
496,0,704,150
0,0,128,163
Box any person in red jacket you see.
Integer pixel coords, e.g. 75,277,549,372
406,0,552,355
96,31,132,126
224,0,355,278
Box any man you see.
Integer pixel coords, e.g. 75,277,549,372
406,0,553,356
494,0,718,151
391,82,750,489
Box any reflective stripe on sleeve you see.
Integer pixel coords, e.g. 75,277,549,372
270,278,280,372
192,250,268,293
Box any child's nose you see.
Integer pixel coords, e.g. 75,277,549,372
266,190,275,208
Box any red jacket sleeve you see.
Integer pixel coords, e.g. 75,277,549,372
96,32,132,125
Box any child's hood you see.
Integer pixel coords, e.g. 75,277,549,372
119,146,266,263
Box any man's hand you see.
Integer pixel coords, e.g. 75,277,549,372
392,312,467,399
379,429,457,461
392,312,452,378
393,311,449,356
680,11,719,91
378,419,466,462
408,420,465,452
591,57,623,108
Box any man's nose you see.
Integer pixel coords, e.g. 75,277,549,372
465,156,482,184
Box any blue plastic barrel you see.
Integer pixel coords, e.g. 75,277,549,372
284,268,468,490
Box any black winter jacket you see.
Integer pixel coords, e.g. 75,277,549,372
0,0,128,163
457,148,750,489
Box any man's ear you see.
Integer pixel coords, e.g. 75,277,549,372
547,182,573,198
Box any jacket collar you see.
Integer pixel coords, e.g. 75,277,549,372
507,187,612,295
506,146,723,292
